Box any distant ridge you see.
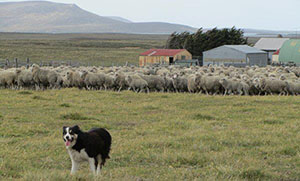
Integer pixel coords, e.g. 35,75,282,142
203,28,297,37
0,1,196,34
106,16,133,23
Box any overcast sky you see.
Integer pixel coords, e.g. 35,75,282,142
1,0,300,30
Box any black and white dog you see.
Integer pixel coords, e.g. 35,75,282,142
63,125,111,175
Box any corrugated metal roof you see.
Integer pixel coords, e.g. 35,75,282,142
140,49,187,56
279,40,300,64
254,38,289,51
224,45,267,54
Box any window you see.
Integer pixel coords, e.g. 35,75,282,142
181,55,186,60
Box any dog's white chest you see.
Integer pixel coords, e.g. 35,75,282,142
68,149,89,162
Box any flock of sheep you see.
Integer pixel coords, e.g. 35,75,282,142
0,64,299,95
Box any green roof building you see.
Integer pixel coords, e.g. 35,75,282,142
278,40,300,65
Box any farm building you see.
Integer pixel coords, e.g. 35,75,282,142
139,49,192,66
203,45,268,67
272,49,280,63
254,38,289,62
278,40,300,65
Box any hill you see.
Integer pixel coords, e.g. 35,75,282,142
0,1,196,34
105,16,133,23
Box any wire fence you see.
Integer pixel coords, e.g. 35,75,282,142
0,58,135,68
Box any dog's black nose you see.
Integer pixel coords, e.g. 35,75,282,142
66,136,70,140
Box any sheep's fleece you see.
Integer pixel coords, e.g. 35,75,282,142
0,64,299,95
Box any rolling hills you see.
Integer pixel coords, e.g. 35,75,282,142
0,1,196,34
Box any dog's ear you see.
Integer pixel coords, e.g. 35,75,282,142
72,125,80,133
63,126,67,131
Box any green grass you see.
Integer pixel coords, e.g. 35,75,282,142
61,113,94,121
0,89,299,180
0,33,168,66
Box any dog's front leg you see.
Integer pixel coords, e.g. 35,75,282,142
88,158,96,175
71,160,79,175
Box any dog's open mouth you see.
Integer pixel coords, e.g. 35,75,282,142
65,140,71,146
65,138,73,147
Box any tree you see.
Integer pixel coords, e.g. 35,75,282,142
165,32,180,49
277,34,283,38
166,27,247,57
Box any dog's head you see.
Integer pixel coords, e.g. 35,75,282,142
63,125,80,149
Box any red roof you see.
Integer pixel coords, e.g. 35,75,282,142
140,49,187,56
273,49,280,55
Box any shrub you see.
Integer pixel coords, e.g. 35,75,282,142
32,96,47,100
59,103,71,108
18,91,33,95
193,113,214,120
60,113,90,120
240,169,269,180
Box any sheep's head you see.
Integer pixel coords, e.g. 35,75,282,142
15,69,22,74
80,71,88,79
257,78,266,89
66,71,73,79
219,78,227,85
31,64,39,68
125,75,132,83
284,67,290,73
279,75,286,80
241,76,249,81
31,65,39,73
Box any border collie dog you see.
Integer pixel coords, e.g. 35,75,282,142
63,125,111,175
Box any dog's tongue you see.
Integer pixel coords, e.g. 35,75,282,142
65,141,71,146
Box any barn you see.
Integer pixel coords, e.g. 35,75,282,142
278,40,300,65
139,49,192,66
254,38,289,62
203,45,268,67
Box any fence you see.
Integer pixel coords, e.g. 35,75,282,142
0,58,136,68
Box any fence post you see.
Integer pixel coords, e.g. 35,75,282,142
5,59,9,69
26,58,30,69
15,58,18,68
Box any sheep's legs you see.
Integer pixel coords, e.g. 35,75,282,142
118,86,122,92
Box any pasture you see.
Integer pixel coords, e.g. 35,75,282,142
0,33,260,67
0,89,299,180
0,33,168,66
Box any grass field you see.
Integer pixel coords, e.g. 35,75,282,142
0,89,299,180
0,33,265,67
0,33,168,66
